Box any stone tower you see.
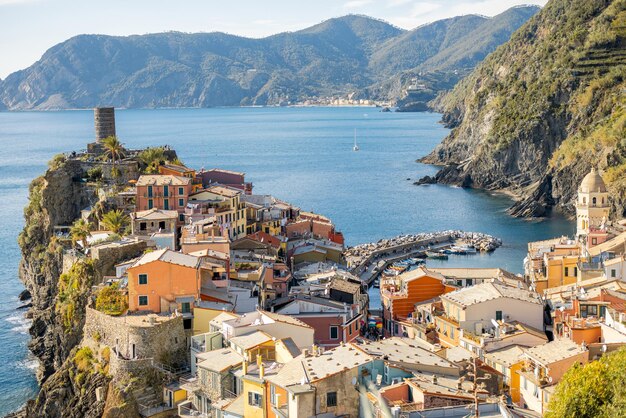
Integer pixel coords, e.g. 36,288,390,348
576,167,609,239
94,107,116,142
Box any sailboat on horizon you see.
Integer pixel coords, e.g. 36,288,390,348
353,128,359,151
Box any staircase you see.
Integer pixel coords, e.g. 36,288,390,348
133,385,168,417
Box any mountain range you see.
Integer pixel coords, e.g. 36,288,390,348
0,7,539,110
422,0,626,218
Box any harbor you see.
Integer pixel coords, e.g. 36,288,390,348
345,230,502,285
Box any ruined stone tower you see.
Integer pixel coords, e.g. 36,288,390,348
88,107,116,154
94,107,116,142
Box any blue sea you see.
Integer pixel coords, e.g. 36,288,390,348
0,107,574,415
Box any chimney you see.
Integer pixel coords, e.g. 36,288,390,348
312,344,318,356
257,355,263,367
94,107,116,142
432,375,438,385
303,349,310,358
242,361,248,375
259,362,265,379
457,379,462,390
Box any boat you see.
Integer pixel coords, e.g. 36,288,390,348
426,250,448,260
353,128,359,151
450,244,477,255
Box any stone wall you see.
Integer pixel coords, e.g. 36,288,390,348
90,239,147,281
79,160,140,184
84,308,187,365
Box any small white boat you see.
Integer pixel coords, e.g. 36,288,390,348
353,128,359,151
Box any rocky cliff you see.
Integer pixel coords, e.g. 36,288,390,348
421,0,626,218
12,153,163,417
18,156,94,381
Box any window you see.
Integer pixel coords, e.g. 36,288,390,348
163,186,169,197
592,238,597,245
330,326,339,339
148,199,153,209
159,221,166,230
612,269,617,278
138,274,148,285
164,199,169,210
592,197,597,206
138,295,148,306
179,214,185,222
496,310,503,321
564,267,569,277
248,392,262,407
178,198,185,207
326,391,337,407
181,302,191,314
183,318,192,330
140,222,146,231
270,385,277,405
178,187,184,195
147,185,153,198
574,267,578,277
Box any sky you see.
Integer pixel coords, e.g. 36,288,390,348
0,0,548,79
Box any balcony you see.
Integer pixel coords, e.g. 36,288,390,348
178,402,209,418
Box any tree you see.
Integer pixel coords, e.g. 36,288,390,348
70,218,91,248
102,136,125,179
545,348,626,418
100,209,129,235
138,147,165,174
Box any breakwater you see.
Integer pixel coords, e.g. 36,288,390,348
346,230,502,282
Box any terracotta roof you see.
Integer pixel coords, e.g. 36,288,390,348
262,310,312,329
160,163,194,173
302,344,373,382
206,185,241,198
247,231,282,249
133,208,179,220
130,248,200,269
197,348,242,372
330,278,361,294
523,339,586,366
136,174,191,186
398,267,446,284
441,281,541,307
229,331,273,350
205,168,245,177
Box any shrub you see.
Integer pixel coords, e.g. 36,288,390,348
95,283,128,316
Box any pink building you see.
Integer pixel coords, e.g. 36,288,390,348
135,175,192,226
198,168,252,194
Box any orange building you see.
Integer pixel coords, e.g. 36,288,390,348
127,248,202,318
381,267,455,337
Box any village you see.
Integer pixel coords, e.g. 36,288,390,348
54,108,626,418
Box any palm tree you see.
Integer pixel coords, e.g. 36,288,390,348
100,209,130,235
102,136,125,179
70,219,91,248
138,147,165,174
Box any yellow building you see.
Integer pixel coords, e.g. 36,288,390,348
188,186,247,241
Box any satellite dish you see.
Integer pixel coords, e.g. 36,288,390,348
351,377,357,385
559,306,566,312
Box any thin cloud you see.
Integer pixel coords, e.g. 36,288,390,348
343,0,373,10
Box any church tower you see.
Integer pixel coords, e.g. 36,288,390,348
576,167,609,240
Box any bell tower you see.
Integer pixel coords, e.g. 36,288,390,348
576,167,609,240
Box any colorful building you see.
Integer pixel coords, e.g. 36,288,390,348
381,267,455,337
135,175,192,225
